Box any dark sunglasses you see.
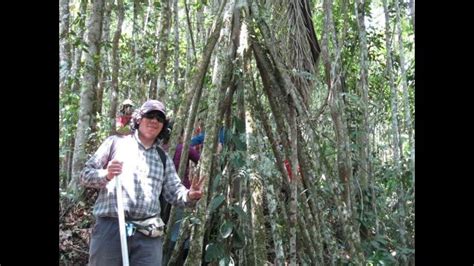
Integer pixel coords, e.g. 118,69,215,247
143,111,165,123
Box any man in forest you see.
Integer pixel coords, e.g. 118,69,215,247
81,99,204,266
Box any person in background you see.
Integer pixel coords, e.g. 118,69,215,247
190,126,226,154
115,99,134,135
163,129,201,264
174,129,201,188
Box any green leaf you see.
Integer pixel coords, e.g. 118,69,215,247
230,152,245,168
189,217,201,225
232,116,245,133
231,205,246,219
208,195,225,213
370,240,382,250
205,243,224,262
219,256,234,266
211,173,222,194
220,220,233,239
233,135,246,151
232,228,245,249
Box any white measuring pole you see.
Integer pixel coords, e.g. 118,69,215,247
115,173,129,266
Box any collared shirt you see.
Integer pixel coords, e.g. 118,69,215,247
80,131,191,219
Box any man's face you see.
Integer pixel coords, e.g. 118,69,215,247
138,111,164,141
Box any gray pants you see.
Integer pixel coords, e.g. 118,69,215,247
89,217,163,266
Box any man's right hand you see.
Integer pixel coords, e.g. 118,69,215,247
188,174,205,201
106,160,123,181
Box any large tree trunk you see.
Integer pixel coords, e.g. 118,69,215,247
195,0,205,50
321,0,364,263
176,0,226,197
59,0,71,96
164,16,199,161
354,0,377,241
156,0,172,100
286,0,320,107
183,2,230,265
382,1,408,263
249,79,287,264
108,0,125,136
245,106,267,265
395,0,415,261
70,0,105,195
60,0,88,187
130,0,141,99
96,0,113,117
70,0,88,97
172,0,180,108
395,0,415,187
382,0,401,171
288,103,298,266
59,0,71,188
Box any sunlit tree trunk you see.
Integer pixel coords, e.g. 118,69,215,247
131,0,141,98
395,0,415,188
180,4,227,264
70,0,105,195
59,0,71,96
382,1,407,263
396,0,414,262
321,0,364,262
195,0,204,52
61,0,88,187
172,0,180,108
382,0,401,171
165,12,198,160
96,0,113,117
70,0,88,97
156,0,171,100
251,83,289,263
59,0,71,188
108,0,124,135
354,0,377,241
285,0,320,107
297,140,325,264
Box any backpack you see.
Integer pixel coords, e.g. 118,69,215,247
156,145,172,225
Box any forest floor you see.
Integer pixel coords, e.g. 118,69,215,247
59,189,97,265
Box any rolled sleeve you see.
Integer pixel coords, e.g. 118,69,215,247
161,155,191,207
80,136,116,189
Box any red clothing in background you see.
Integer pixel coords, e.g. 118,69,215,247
284,159,301,181
173,143,200,189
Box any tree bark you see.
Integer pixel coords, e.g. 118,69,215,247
108,0,125,135
172,0,180,106
70,0,105,195
180,3,228,264
382,0,408,262
395,0,415,188
354,0,377,241
321,0,364,262
59,0,71,95
156,0,172,100
286,0,320,107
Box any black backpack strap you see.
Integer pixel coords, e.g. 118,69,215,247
156,145,167,172
156,145,171,225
